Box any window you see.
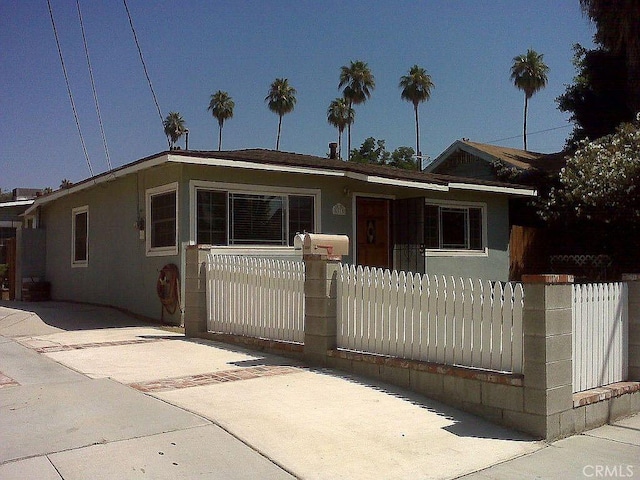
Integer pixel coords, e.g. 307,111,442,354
146,183,178,256
72,206,88,267
194,185,316,247
424,202,484,251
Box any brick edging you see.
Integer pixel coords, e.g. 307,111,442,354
193,332,304,355
327,349,523,386
573,381,640,407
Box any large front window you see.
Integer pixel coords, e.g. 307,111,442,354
195,187,316,247
425,203,484,251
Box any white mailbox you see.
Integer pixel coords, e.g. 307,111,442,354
293,233,306,250
303,233,349,259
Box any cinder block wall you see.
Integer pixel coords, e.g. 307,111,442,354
184,248,640,440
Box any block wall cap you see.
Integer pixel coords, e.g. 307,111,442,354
622,273,640,281
521,274,574,284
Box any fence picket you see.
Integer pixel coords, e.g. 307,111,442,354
511,283,524,373
501,282,514,373
490,282,504,371
410,273,422,359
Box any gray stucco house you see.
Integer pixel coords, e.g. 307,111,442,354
22,149,534,323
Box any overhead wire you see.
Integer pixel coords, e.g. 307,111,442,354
485,124,572,144
122,0,167,147
47,0,94,177
76,0,112,172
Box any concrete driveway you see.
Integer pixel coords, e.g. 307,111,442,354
1,301,637,479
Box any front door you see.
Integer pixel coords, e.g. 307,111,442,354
356,197,391,269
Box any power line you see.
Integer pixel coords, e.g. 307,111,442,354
122,0,167,147
485,124,572,144
76,0,112,171
47,0,94,177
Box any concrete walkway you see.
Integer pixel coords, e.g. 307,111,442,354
1,301,638,479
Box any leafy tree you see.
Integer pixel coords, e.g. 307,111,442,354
348,137,416,170
543,123,640,224
0,190,12,202
349,137,389,165
399,65,434,160
541,123,640,267
163,112,187,149
60,179,73,189
557,45,632,147
389,146,417,170
580,0,640,114
510,49,549,151
265,78,297,151
339,60,375,158
326,98,354,160
208,90,234,151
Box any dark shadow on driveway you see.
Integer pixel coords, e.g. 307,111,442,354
0,300,158,335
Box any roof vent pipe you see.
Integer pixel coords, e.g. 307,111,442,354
329,142,338,159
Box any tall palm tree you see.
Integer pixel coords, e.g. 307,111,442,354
510,49,549,151
326,98,354,160
208,91,234,151
399,65,434,167
265,78,297,151
339,60,375,158
163,112,187,149
580,0,640,114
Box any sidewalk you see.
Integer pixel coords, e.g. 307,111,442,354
1,301,638,479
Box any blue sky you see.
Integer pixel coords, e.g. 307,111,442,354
0,0,595,191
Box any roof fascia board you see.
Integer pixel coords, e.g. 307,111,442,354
424,140,464,172
25,154,169,215
168,154,345,177
347,172,449,192
448,182,537,197
426,140,512,172
0,200,34,208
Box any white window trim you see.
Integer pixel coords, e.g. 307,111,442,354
189,180,321,252
146,182,179,257
71,205,89,268
424,199,488,257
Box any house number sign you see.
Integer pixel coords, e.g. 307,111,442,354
332,203,346,216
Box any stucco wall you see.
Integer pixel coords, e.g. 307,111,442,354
422,190,510,281
37,161,513,321
41,165,183,323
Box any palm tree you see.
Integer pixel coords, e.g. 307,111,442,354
208,91,234,151
163,112,187,149
265,78,297,151
339,60,375,158
399,65,434,167
510,49,549,150
326,98,354,160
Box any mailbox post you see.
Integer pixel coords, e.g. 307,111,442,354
302,234,349,366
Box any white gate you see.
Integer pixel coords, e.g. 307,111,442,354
572,282,628,393
206,255,305,343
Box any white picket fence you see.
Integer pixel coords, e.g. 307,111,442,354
572,282,628,393
206,255,305,343
337,265,525,374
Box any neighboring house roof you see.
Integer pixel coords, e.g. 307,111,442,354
26,149,536,214
0,200,34,208
425,140,567,175
12,188,43,201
